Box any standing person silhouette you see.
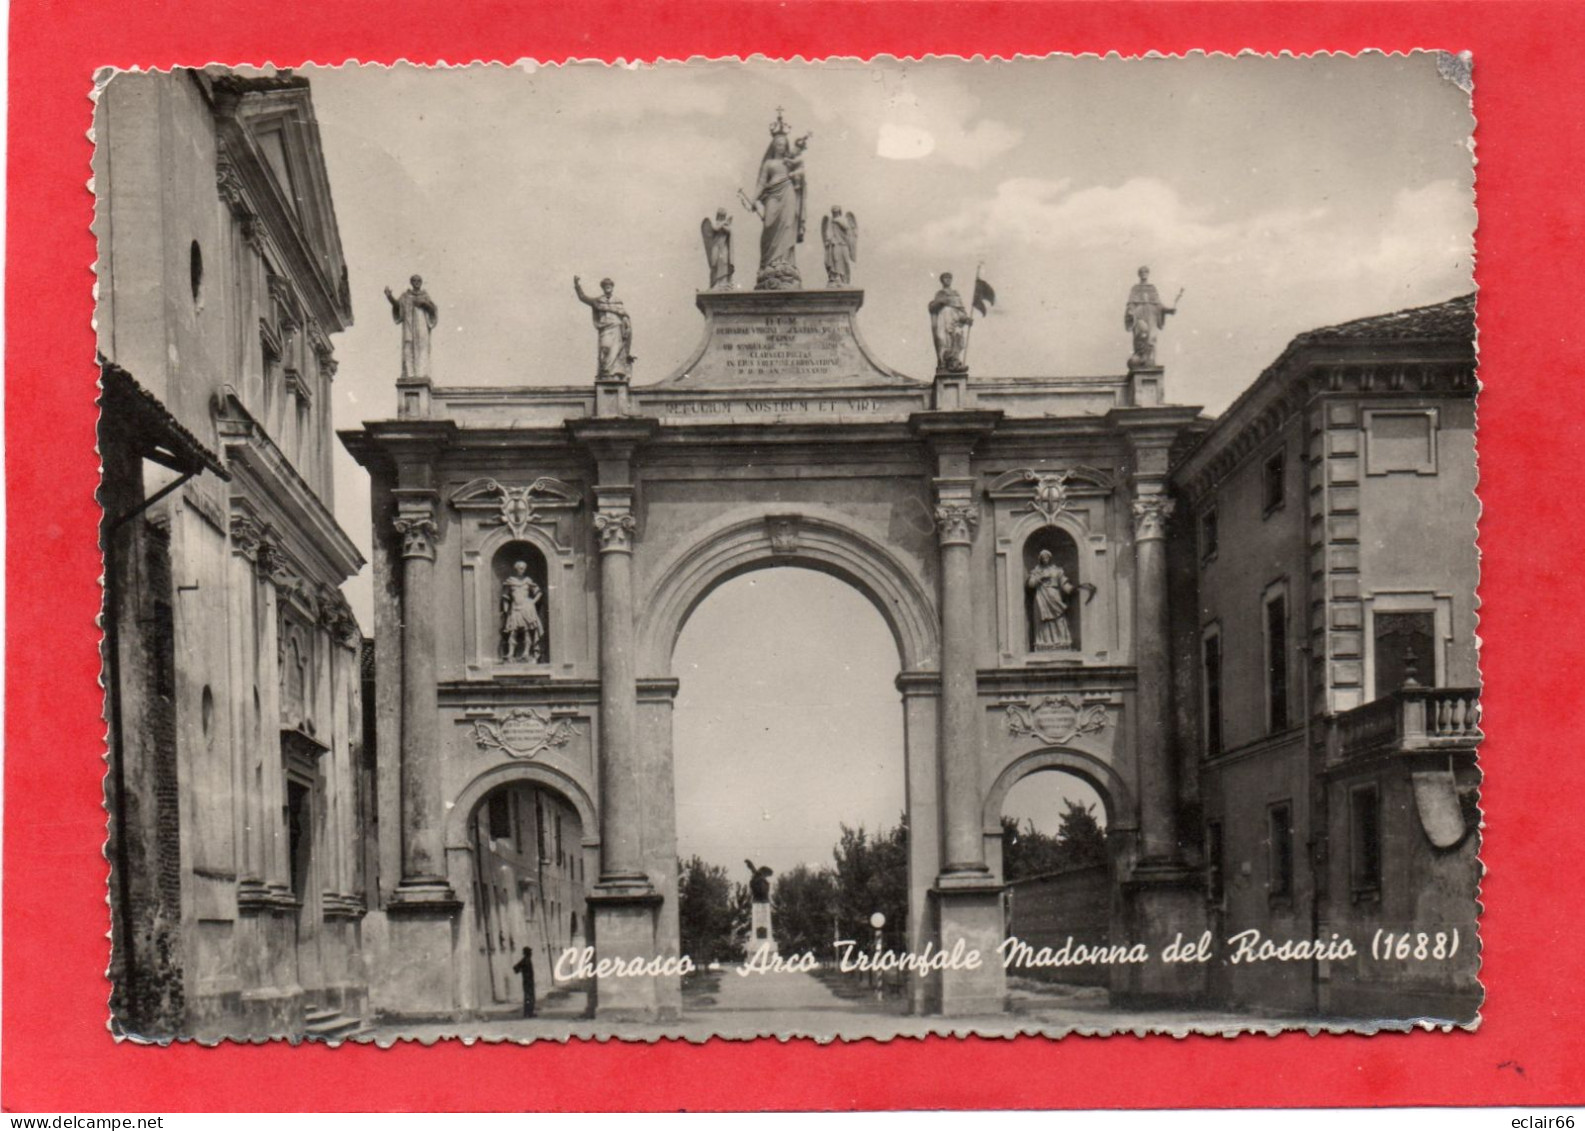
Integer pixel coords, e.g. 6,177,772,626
512,946,537,1018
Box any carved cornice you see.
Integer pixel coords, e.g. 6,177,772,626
1130,495,1176,541
450,476,583,540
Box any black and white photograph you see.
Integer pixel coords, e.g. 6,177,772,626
95,54,1480,1043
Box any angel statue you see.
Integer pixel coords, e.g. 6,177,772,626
701,207,735,290
822,206,858,287
744,859,774,904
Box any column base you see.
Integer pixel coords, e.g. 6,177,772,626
1113,862,1208,1007
379,887,461,1018
387,878,462,912
933,873,1007,1017
588,886,672,1022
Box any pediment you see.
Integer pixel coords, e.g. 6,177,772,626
210,74,351,331
655,289,921,390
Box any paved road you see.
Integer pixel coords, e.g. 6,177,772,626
361,970,1302,1044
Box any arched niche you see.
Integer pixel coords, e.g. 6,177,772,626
490,540,551,663
1023,525,1083,653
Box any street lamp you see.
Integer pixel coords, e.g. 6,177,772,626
869,911,886,1002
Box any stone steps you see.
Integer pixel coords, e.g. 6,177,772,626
303,1007,370,1043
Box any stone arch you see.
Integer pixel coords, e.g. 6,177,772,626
636,505,939,676
445,760,599,852
982,746,1137,836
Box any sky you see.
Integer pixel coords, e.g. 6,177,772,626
301,57,1473,874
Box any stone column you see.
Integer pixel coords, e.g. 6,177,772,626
933,479,987,877
388,493,454,903
1131,490,1179,863
592,483,645,887
911,410,1005,1016
571,418,662,1021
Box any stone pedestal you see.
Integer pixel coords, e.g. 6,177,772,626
749,901,777,957
1127,365,1164,406
934,875,1007,1016
663,289,911,387
588,890,664,1021
1113,865,1208,1006
382,902,462,1020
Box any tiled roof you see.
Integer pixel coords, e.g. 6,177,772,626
1294,292,1476,345
98,361,230,480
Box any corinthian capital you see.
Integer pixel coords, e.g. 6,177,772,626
593,509,637,553
934,502,980,546
393,513,439,560
1131,494,1176,541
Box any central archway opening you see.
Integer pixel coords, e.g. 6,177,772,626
671,566,906,1014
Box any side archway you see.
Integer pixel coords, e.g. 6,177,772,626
982,747,1138,837
445,760,599,852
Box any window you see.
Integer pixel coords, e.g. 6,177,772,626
1264,589,1290,732
1268,802,1295,900
189,240,204,309
1206,821,1225,905
1350,785,1383,899
488,793,512,842
1199,507,1219,563
1365,409,1438,475
1262,448,1286,515
1374,610,1435,697
1202,628,1224,755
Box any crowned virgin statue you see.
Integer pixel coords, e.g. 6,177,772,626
738,109,811,290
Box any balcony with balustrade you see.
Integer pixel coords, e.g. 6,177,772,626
1330,685,1482,763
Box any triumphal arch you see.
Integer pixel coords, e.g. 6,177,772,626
343,117,1208,1022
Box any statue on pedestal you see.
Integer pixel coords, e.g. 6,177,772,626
500,561,544,662
573,276,634,380
822,207,858,287
738,109,811,291
745,860,774,903
385,275,438,379
929,272,972,373
744,859,777,954
1124,266,1180,369
700,208,735,290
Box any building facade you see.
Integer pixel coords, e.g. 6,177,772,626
1172,294,1481,1021
97,69,370,1040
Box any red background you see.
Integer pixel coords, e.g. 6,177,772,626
6,0,1583,1112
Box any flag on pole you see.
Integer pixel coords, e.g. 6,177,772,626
972,274,997,317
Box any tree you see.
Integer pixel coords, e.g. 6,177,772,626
1055,798,1107,869
770,864,839,959
677,855,742,965
831,813,909,952
1001,799,1109,881
1001,816,1066,881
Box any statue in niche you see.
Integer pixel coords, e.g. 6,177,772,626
700,208,735,290
821,206,858,287
1027,549,1094,651
1124,266,1181,369
499,561,545,662
573,276,634,380
738,109,811,290
929,272,972,373
744,860,774,903
384,275,439,380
